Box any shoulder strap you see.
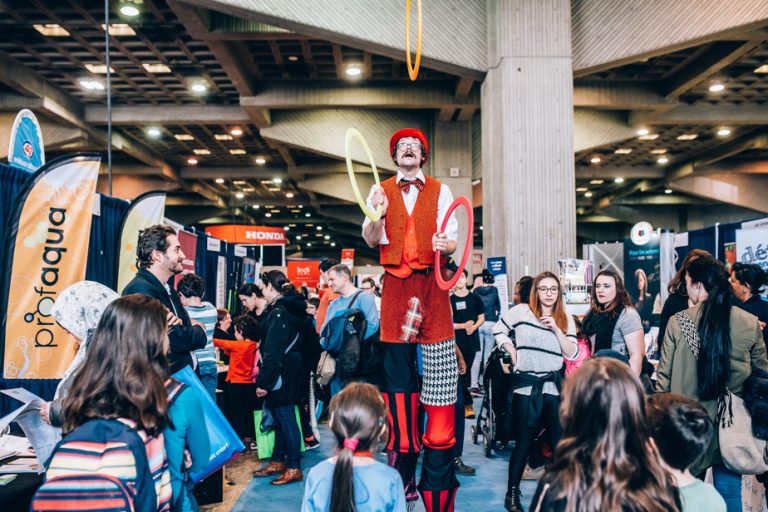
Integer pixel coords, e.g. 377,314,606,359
165,378,187,407
675,311,700,360
348,290,363,309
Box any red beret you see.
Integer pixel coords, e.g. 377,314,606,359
390,128,428,164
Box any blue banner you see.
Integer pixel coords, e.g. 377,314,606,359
8,109,45,172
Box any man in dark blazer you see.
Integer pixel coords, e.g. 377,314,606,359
122,224,206,373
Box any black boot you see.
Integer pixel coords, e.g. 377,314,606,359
504,486,523,512
453,457,476,476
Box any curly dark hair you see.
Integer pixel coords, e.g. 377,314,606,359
177,273,205,299
136,224,176,270
233,314,260,341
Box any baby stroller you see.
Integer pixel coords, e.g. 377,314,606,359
470,345,514,456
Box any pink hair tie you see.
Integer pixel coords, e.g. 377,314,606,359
343,438,359,451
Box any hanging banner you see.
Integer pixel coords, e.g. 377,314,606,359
216,255,227,309
204,225,286,245
624,236,662,333
7,109,45,173
341,249,355,269
487,256,509,313
736,228,768,271
287,259,321,288
174,230,198,287
115,191,166,293
1,154,100,379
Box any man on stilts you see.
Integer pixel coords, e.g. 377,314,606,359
363,128,460,511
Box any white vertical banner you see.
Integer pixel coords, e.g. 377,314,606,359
216,255,227,309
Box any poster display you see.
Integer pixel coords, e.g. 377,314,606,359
174,230,197,287
558,259,592,316
205,225,286,245
1,154,100,379
287,259,322,289
341,249,355,269
116,191,166,293
735,228,768,271
7,109,45,172
242,257,260,284
624,236,662,334
487,256,509,312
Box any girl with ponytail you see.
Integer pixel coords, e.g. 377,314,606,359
656,256,768,511
302,383,406,512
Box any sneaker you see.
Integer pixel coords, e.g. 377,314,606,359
469,387,483,397
464,405,476,419
453,457,476,476
304,436,320,450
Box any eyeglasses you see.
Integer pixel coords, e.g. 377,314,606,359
537,287,560,295
396,142,423,151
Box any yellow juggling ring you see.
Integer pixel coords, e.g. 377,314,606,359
405,0,422,81
345,128,382,222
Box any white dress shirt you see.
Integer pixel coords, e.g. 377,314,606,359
361,170,459,245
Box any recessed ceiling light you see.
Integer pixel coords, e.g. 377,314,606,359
650,149,667,154
271,209,281,214
755,64,768,74
307,242,312,247
84,64,115,74
298,205,303,208
657,156,669,164
235,192,245,199
717,127,731,137
142,63,171,73
305,212,311,217
636,128,649,136
289,224,296,227
345,65,362,77
615,177,625,183
215,178,225,184
584,192,593,198
288,55,299,62
709,82,725,93
638,134,659,141
291,209,301,213
576,187,588,192
331,242,336,247
174,134,194,141
590,156,601,164
146,126,161,138
284,226,290,231
215,134,233,141
79,79,105,91
324,235,330,240
230,128,243,137
242,188,255,192
316,226,322,231
33,24,70,37
677,133,698,141
101,23,136,36
229,149,246,155
254,156,266,165
233,180,247,185
286,192,295,198
665,189,673,194
264,213,272,217
273,177,282,184
193,149,211,155
296,236,302,240
590,179,604,185
187,158,198,165
315,233,322,238
119,4,140,17
614,148,632,155
252,205,260,209
189,80,207,94
479,226,484,231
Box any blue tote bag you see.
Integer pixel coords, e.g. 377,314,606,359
172,366,245,482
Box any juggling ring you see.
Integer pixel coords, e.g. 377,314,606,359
435,195,474,291
405,0,422,81
344,128,382,222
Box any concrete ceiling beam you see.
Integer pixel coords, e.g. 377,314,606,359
640,104,768,125
575,165,666,180
573,82,675,109
670,173,768,213
85,105,251,125
574,109,636,153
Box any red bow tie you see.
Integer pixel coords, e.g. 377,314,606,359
398,179,424,193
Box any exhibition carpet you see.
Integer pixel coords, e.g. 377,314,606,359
232,398,538,511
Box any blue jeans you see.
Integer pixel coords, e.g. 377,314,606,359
197,361,218,401
712,464,741,512
271,405,302,469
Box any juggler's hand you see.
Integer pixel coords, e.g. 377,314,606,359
432,232,449,254
369,184,388,218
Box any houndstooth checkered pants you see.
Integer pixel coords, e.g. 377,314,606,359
420,338,458,406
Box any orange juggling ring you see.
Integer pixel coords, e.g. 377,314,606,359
435,195,474,291
405,0,422,81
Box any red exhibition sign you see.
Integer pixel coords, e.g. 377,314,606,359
287,259,321,288
174,230,198,287
205,225,286,245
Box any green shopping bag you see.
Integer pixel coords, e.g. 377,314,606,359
253,406,305,460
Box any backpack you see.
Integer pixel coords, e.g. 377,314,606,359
33,418,158,512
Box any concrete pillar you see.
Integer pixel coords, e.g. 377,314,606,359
481,0,576,281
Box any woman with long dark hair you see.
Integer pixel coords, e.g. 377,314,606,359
493,271,579,512
531,358,681,512
731,262,768,347
301,382,406,512
658,249,712,349
252,270,305,485
581,270,645,375
656,256,768,511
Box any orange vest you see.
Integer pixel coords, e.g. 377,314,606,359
380,176,441,276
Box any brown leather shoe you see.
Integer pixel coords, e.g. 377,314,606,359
270,468,303,485
252,461,285,477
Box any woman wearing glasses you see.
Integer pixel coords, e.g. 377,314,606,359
492,271,579,512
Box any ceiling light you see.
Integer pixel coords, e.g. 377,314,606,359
665,189,673,194
284,226,290,231
189,80,208,94
193,149,211,155
242,187,255,192
315,234,322,238
614,177,625,183
590,179,604,185
187,158,198,165
233,180,247,185
657,156,669,164
119,4,140,17
650,149,667,154
79,79,105,91
717,127,731,137
264,213,272,217
289,224,296,227
576,187,588,192
102,23,136,36
229,149,246,155
84,64,115,74
614,148,632,155
296,236,302,240
590,156,601,164
215,178,225,184
307,243,312,247
305,213,311,217
142,63,171,73
230,128,243,137
271,209,280,213
755,64,768,74
254,156,266,165
291,209,301,213
584,192,593,198
288,55,299,62
324,235,330,240
273,177,282,184
709,82,725,93
480,226,484,231
345,65,362,77
235,192,245,199
331,242,336,247
677,133,698,141
638,133,659,141
636,128,649,136
215,134,233,141
316,226,322,231
286,192,295,198
33,24,70,37
174,134,194,141
298,205,303,208
252,205,260,209
146,126,161,138
267,187,280,192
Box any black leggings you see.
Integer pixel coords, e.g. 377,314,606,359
507,392,561,493
458,347,476,405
